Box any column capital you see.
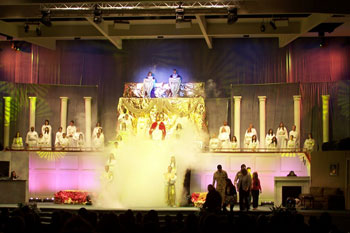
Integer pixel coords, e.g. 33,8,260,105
322,95,330,101
233,96,242,100
28,96,37,100
84,97,92,100
3,96,12,100
293,95,301,101
60,97,69,100
258,96,267,101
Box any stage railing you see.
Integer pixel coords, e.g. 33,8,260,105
5,146,105,152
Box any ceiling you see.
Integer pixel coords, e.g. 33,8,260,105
0,0,349,50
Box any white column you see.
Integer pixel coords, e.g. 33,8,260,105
28,97,37,130
293,95,301,145
258,96,267,148
60,97,69,133
3,97,11,149
234,96,242,147
322,95,330,143
84,97,92,147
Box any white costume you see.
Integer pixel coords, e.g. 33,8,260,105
244,128,257,147
276,127,288,149
209,138,220,151
67,125,77,147
93,136,104,150
287,138,296,151
268,142,278,150
73,132,84,149
41,124,52,139
169,73,181,97
55,131,63,147
221,141,232,150
143,75,155,97
59,137,69,149
304,138,315,152
42,132,51,149
12,137,24,150
231,141,238,150
218,125,231,141
26,131,38,148
37,136,46,148
289,130,299,148
92,126,102,139
249,140,259,150
265,133,275,147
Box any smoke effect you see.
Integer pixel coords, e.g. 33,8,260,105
205,79,221,98
95,120,207,208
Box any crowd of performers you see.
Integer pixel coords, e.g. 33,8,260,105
11,120,105,150
143,69,182,97
204,164,262,212
209,121,315,152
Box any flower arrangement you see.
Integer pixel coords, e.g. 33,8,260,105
191,192,207,207
54,190,89,204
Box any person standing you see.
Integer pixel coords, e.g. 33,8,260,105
92,122,102,139
289,125,299,148
304,133,315,152
143,71,156,98
249,135,259,151
169,69,182,97
251,172,262,210
54,127,63,148
237,168,251,211
67,120,77,148
209,134,220,151
222,178,237,212
276,122,288,149
149,113,166,140
42,127,51,150
41,120,52,144
244,124,257,148
26,127,38,149
265,129,275,148
213,164,228,203
287,135,296,152
234,164,246,186
164,166,177,207
218,121,230,142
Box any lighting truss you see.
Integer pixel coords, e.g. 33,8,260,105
41,1,242,11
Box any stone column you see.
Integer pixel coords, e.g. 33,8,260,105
84,97,92,147
60,97,69,133
293,95,301,145
3,97,11,149
28,97,37,130
258,96,267,148
322,95,330,143
234,96,242,147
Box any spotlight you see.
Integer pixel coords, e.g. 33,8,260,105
175,6,185,23
319,31,326,47
24,23,29,33
36,26,41,36
40,10,52,27
260,24,266,32
227,8,238,24
93,5,103,24
270,20,277,30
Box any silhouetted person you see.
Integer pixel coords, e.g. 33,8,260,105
203,184,222,212
222,178,237,212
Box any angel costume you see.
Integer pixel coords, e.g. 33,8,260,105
169,71,181,97
276,127,288,149
143,75,155,97
26,130,38,149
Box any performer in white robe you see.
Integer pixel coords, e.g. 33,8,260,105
55,127,63,148
231,136,239,150
265,129,275,148
289,125,299,148
143,71,155,98
276,122,288,149
41,120,52,144
42,127,51,150
268,137,278,150
249,135,259,151
58,133,69,149
287,135,296,151
244,124,257,148
12,132,24,150
92,122,102,139
218,121,231,142
136,114,149,137
303,133,315,152
37,133,46,149
169,69,181,97
73,129,84,150
93,132,104,150
209,134,220,151
67,121,77,148
26,127,38,149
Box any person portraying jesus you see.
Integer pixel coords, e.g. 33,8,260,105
149,113,166,140
169,69,182,97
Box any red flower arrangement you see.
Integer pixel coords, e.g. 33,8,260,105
54,190,89,204
191,192,207,207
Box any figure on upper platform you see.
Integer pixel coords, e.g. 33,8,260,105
26,127,38,149
93,122,102,139
265,129,275,148
55,127,63,148
67,120,77,147
289,125,299,148
218,121,230,142
143,71,156,98
276,122,288,149
149,113,166,140
41,120,52,144
249,135,259,151
169,69,182,97
42,127,52,149
209,134,220,151
12,131,24,150
287,134,296,151
231,136,238,150
303,133,315,152
244,124,257,148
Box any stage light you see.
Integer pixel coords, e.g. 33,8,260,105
29,197,34,202
36,26,42,36
175,6,185,23
227,8,238,24
318,31,326,47
24,23,29,33
40,10,52,27
270,20,277,30
93,5,103,24
260,23,266,32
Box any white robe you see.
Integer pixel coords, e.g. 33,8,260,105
249,140,259,150
26,131,38,148
73,132,84,149
304,139,315,152
265,134,275,147
55,132,63,147
12,137,24,150
276,127,288,149
289,130,299,148
143,76,155,97
221,141,232,150
92,127,102,139
244,129,257,147
169,74,181,97
209,138,220,151
93,136,104,150
59,137,69,148
67,125,77,147
231,141,238,149
41,125,52,139
42,132,51,149
218,125,230,141
287,139,296,151
37,137,46,148
268,142,278,151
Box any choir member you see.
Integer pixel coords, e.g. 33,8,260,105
42,127,51,150
231,136,238,150
149,113,166,140
276,122,288,149
209,134,220,151
107,153,116,171
287,135,296,151
37,133,46,149
59,133,69,149
92,122,102,139
249,135,259,151
41,120,52,140
169,69,182,97
93,132,104,150
303,133,315,152
77,134,85,150
244,124,257,148
67,120,77,147
265,129,275,148
289,125,299,148
55,127,63,148
221,139,231,151
26,127,38,149
143,71,155,98
12,132,24,150
218,121,230,142
72,128,84,148
174,123,183,139
268,137,278,150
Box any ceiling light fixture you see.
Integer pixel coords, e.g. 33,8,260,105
93,5,103,24
227,7,238,24
40,10,52,27
270,20,277,30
